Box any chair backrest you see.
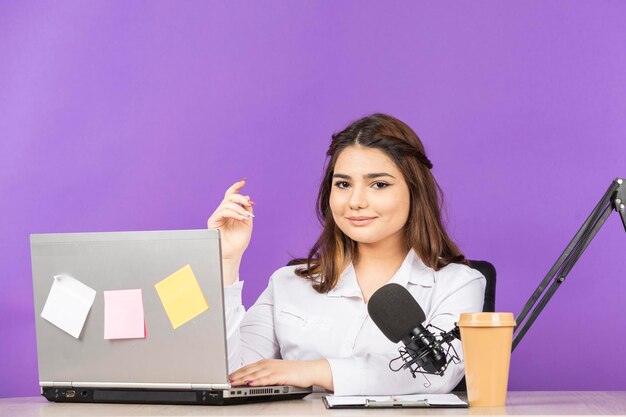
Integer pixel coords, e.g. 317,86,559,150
468,260,496,312
452,259,497,392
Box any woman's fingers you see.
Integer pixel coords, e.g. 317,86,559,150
229,361,262,380
209,208,252,228
224,179,247,199
232,370,271,386
219,202,254,219
208,190,256,228
230,363,272,386
208,208,247,228
225,193,255,209
244,369,276,386
220,180,255,216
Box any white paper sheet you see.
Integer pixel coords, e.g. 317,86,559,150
324,393,467,407
40,274,96,339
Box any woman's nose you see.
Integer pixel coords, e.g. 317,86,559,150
349,187,368,210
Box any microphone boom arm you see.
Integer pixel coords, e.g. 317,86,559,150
512,177,626,351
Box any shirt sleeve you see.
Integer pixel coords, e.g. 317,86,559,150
223,279,245,373
223,276,281,374
327,271,486,396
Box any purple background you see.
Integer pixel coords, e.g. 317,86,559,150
1,1,625,399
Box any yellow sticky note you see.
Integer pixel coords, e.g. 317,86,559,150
155,264,209,329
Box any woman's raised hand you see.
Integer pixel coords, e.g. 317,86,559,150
207,179,255,286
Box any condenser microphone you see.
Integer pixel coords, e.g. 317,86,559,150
368,283,457,376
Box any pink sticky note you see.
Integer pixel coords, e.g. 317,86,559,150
104,289,146,340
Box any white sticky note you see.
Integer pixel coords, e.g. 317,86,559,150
40,275,96,339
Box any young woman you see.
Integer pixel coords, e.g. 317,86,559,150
207,113,486,395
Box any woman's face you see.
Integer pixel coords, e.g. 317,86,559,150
329,145,411,248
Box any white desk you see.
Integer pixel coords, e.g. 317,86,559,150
1,392,626,416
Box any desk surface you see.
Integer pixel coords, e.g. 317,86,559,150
2,392,626,416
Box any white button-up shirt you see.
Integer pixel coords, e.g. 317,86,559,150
224,249,486,396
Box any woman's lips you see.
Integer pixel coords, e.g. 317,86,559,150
346,217,376,226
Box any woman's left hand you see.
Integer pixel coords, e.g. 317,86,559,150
229,359,333,391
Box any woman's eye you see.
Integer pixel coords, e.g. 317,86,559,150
372,182,389,189
334,181,350,189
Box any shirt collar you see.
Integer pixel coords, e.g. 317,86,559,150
327,263,361,298
408,249,435,286
327,249,435,298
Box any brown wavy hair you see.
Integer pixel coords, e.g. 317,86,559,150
288,113,467,293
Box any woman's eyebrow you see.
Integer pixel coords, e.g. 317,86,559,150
332,173,396,179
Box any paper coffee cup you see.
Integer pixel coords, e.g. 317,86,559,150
458,312,516,407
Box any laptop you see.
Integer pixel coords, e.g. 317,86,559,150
30,229,312,405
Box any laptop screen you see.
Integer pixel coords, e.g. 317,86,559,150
30,229,229,389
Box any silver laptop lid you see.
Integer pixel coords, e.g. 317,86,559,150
30,229,229,389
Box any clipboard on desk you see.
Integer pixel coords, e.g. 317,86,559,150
323,393,468,409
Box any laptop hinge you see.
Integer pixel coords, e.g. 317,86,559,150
191,383,230,390
71,382,193,389
40,381,72,387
